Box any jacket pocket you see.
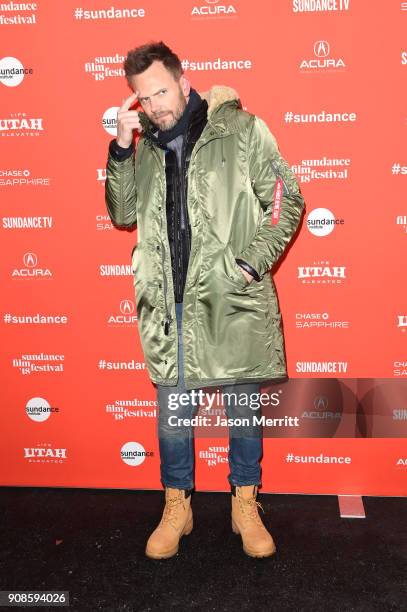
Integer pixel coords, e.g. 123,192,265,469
224,243,252,290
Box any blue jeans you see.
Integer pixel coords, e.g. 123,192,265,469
156,301,263,490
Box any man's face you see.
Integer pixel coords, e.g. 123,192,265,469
130,60,189,131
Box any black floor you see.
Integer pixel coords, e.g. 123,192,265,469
0,487,406,611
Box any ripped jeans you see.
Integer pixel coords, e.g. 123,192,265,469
156,301,263,490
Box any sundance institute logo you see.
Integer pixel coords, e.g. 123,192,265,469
121,441,153,466
0,56,33,87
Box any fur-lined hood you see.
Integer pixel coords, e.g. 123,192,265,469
199,84,241,116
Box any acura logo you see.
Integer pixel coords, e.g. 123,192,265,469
23,252,37,267
314,41,330,58
314,396,329,410
120,299,134,314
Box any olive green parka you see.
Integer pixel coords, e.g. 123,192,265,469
105,85,305,391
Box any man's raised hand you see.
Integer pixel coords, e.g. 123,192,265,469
116,91,142,148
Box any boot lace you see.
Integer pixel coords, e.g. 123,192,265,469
241,497,265,524
161,496,185,529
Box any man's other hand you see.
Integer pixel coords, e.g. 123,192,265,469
237,265,254,284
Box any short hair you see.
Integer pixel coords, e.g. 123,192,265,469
124,41,183,84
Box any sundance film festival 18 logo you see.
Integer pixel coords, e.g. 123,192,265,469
84,54,125,81
0,2,38,25
199,445,229,467
290,157,351,184
13,354,64,376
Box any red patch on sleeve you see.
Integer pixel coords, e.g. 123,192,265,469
271,178,283,225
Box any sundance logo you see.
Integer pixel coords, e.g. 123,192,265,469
102,106,119,135
296,361,348,373
298,261,347,284
99,264,132,277
0,56,33,87
12,252,52,279
121,441,153,466
2,216,53,229
191,0,237,19
306,208,344,237
25,397,59,422
107,299,137,326
292,0,350,12
300,40,345,71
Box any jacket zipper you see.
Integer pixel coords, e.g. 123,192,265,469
270,159,291,196
270,158,305,208
145,127,222,336
145,139,173,335
160,211,172,335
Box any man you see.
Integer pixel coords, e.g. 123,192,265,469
105,42,305,559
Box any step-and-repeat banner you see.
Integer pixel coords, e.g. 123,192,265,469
1,1,406,496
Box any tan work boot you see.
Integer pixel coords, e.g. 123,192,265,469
145,488,193,559
231,485,276,557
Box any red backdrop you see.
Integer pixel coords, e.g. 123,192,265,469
1,0,406,495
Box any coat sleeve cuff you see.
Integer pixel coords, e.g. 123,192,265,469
109,138,135,161
235,258,261,282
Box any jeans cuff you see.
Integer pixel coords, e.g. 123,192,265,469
161,480,194,490
228,478,261,487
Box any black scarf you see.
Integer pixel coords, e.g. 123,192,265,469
149,88,204,146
